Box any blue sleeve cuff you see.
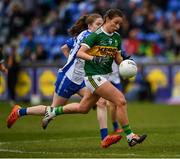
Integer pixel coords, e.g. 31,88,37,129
121,50,132,60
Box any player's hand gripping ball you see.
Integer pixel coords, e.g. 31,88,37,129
119,59,137,79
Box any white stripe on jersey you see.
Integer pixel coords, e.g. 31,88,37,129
57,74,66,94
59,30,91,85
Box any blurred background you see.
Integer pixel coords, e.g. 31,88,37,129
0,0,180,105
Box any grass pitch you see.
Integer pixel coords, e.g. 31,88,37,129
0,101,180,158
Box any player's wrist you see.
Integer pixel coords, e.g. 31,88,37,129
92,56,99,63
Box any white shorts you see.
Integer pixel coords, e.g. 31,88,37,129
109,71,121,84
84,74,110,93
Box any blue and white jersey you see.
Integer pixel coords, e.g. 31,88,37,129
60,30,91,85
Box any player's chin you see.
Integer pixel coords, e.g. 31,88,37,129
114,27,119,32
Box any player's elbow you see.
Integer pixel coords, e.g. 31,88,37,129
115,56,123,65
76,51,82,58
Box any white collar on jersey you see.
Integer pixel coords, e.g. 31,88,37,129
87,29,92,33
101,26,114,36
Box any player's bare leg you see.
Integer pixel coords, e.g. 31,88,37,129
96,98,122,148
106,101,123,133
7,92,69,128
94,81,147,147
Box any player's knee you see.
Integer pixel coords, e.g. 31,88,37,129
96,102,106,108
116,98,127,107
96,98,106,108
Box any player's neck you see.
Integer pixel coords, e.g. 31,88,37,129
101,26,113,36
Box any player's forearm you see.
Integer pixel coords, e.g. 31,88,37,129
114,51,123,65
61,44,70,58
77,50,93,61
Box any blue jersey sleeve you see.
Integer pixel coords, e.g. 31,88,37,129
65,37,75,50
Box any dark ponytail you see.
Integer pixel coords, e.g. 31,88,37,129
68,15,88,37
68,13,102,37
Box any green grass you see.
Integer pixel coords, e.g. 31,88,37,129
0,101,180,158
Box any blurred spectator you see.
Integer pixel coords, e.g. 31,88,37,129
123,29,140,55
24,31,36,53
7,45,20,104
45,10,61,35
34,44,48,61
173,21,180,58
93,0,110,15
8,1,27,38
0,0,11,16
22,46,33,62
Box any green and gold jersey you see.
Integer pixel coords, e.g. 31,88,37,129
82,27,121,76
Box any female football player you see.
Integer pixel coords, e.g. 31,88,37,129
61,36,123,145
41,9,147,147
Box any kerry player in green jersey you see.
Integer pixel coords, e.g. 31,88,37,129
42,9,147,147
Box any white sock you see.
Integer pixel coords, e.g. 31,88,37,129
126,133,135,141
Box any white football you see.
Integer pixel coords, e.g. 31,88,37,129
119,59,137,79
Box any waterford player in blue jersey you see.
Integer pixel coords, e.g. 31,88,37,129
6,14,101,124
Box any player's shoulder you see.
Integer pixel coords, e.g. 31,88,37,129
79,30,90,37
66,37,75,43
77,30,91,40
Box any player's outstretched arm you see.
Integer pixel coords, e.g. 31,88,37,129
114,51,123,65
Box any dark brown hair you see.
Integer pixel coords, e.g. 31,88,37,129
68,13,102,37
104,9,124,22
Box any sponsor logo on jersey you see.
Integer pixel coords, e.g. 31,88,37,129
88,46,118,57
